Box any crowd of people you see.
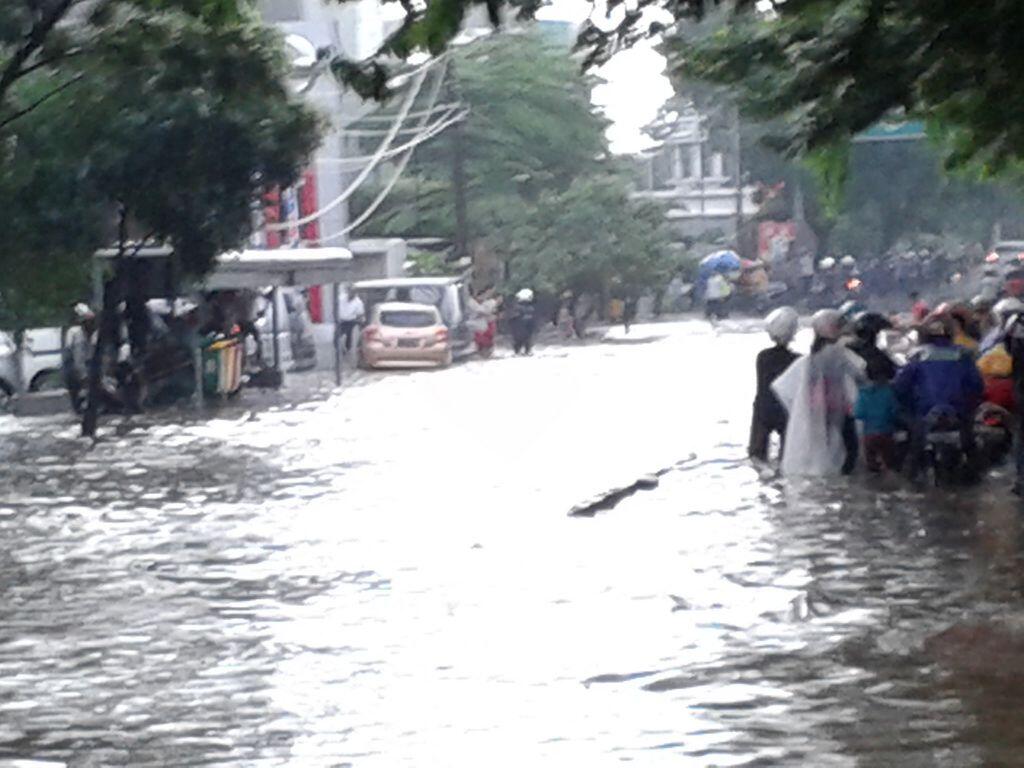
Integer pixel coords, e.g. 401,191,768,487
725,246,986,315
749,294,1024,492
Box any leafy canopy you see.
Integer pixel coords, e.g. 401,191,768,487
0,1,322,328
327,0,1024,173
354,32,674,296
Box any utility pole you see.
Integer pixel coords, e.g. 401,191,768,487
733,103,743,242
452,119,468,260
450,62,469,261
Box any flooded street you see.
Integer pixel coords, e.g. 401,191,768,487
3,318,1024,766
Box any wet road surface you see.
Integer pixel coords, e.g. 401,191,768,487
2,319,1024,766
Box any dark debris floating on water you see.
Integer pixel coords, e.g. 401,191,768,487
568,454,698,517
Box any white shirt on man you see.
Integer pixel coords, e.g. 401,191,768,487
337,294,365,322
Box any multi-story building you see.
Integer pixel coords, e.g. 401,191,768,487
258,0,404,245
633,98,757,240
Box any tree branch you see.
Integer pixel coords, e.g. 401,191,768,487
0,73,83,130
0,0,78,105
128,232,158,258
18,47,84,79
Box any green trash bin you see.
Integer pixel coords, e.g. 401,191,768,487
201,336,244,396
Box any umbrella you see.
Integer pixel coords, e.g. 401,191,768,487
699,250,742,275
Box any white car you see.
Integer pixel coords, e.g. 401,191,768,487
359,302,452,369
0,328,64,408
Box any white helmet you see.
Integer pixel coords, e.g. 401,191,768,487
818,257,836,270
811,308,844,341
765,306,799,345
516,288,534,303
840,255,856,267
172,298,198,316
993,297,1024,318
73,302,96,321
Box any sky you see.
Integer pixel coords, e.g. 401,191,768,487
536,0,674,155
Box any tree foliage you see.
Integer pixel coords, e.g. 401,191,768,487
0,1,322,329
505,175,675,296
353,32,674,296
669,0,1024,171
326,0,1024,175
824,141,1024,257
0,0,248,124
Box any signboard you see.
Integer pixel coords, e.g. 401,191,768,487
280,185,300,245
853,120,926,143
758,220,797,263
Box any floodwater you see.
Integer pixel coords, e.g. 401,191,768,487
2,319,1024,767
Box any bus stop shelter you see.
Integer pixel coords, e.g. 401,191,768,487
93,246,355,396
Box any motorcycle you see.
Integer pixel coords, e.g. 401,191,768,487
923,407,966,487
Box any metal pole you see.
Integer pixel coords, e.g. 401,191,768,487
92,259,103,308
193,342,204,410
333,283,342,386
734,104,743,238
271,287,281,374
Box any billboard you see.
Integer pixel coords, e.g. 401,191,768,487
758,220,797,263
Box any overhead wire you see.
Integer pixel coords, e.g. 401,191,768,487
264,59,432,232
315,112,467,244
314,57,455,244
316,106,465,168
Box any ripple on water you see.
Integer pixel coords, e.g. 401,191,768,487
0,325,1021,765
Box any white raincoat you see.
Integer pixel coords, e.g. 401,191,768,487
772,342,864,477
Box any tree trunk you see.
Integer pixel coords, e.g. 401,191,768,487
81,273,118,438
12,328,25,393
82,206,127,438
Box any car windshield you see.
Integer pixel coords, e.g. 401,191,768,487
380,310,436,328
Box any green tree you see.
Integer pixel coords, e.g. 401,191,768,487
0,4,321,433
505,175,673,299
326,0,1024,175
821,140,1024,257
669,1,1024,172
353,32,673,299
0,0,247,124
354,33,608,241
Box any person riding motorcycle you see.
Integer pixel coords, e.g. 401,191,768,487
847,312,898,382
941,302,980,352
979,297,1024,354
975,298,1024,413
893,314,984,481
972,295,997,340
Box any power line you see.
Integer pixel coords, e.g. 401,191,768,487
316,107,465,168
315,110,468,244
315,57,456,244
264,60,432,232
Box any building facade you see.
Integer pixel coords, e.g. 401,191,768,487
633,99,757,240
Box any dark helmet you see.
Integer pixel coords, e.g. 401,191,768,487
921,312,953,339
853,311,891,341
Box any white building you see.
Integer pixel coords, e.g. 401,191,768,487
633,99,758,239
258,0,406,243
